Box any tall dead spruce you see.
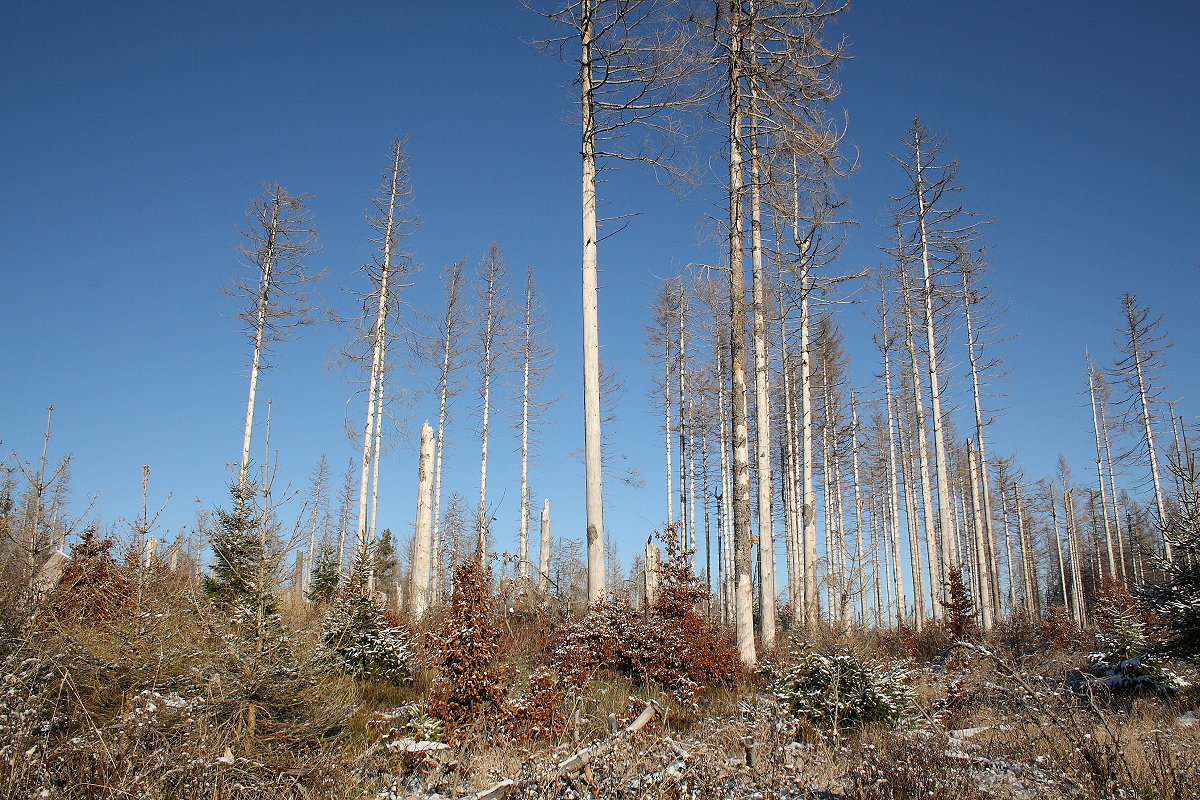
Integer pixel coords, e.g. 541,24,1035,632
475,243,511,562
515,267,555,583
713,0,848,654
538,0,702,604
352,140,415,591
228,184,321,493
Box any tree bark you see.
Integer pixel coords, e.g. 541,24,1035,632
410,422,435,618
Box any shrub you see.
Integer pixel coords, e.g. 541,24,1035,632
552,526,741,704
941,566,977,640
48,528,131,620
1086,582,1187,696
1135,453,1200,662
763,646,914,736
307,540,341,604
320,586,414,685
427,556,507,731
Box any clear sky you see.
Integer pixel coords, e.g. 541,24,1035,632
2,1,1197,571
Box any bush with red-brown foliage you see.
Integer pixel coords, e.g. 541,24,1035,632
427,555,508,734
553,526,742,704
48,528,131,620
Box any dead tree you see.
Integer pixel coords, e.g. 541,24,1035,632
537,0,704,604
226,184,320,490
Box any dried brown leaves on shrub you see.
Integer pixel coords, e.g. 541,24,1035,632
553,526,742,705
427,556,507,733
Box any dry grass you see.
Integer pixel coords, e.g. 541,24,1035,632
4,558,1200,800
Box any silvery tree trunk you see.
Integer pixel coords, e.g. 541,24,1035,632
724,0,756,666
476,243,509,564
409,422,435,618
516,266,554,584
747,86,776,647
579,2,606,603
1087,358,1118,579
232,185,320,492
961,269,1000,617
850,393,866,626
539,499,552,591
356,141,411,583
901,275,942,619
879,289,907,625
967,441,993,629
1117,294,1171,559
431,261,466,600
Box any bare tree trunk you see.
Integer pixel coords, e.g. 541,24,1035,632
962,273,999,618
579,1,606,603
678,287,689,547
881,311,907,625
779,290,803,626
748,84,776,647
665,333,675,528
717,350,734,624
538,499,551,592
726,0,756,665
1063,485,1085,625
410,422,435,618
1015,485,1037,616
999,475,1017,611
1087,359,1118,579
357,143,408,582
914,165,957,581
476,243,508,564
967,441,993,629
336,457,354,576
897,398,926,627
519,272,534,582
431,262,465,601
644,537,661,609
850,393,866,626
239,197,281,488
368,354,386,548
901,278,941,618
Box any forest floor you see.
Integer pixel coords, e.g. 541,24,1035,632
2,551,1198,800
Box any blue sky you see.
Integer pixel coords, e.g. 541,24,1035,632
2,1,1197,572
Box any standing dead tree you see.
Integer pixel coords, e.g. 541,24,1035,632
429,261,468,600
349,140,416,589
514,267,556,583
226,184,321,491
1112,293,1173,560
475,243,511,563
536,0,706,605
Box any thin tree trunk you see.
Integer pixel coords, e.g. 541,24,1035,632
410,422,435,617
665,334,675,528
431,264,464,601
239,195,282,489
779,288,804,626
962,274,999,618
580,0,606,603
726,0,756,665
539,499,551,592
897,397,926,627
850,393,866,626
748,83,776,647
679,289,690,549
967,441,993,629
914,153,957,580
1087,360,1118,579
519,272,535,582
882,320,907,625
902,277,942,618
357,145,405,580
